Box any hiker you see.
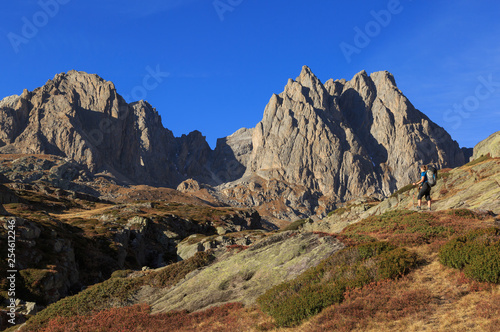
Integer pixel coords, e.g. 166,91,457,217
413,165,432,211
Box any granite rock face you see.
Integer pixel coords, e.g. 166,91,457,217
0,71,210,188
0,68,468,220
338,70,465,192
215,67,466,219
472,131,500,160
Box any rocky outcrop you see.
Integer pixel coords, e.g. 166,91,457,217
304,157,500,234
176,230,267,261
0,72,142,180
148,231,345,314
338,70,465,191
472,131,500,160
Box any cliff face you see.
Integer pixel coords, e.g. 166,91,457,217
0,71,211,188
213,67,465,219
0,68,467,220
0,71,142,181
336,70,465,192
471,131,500,160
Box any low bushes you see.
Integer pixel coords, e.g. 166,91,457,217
40,302,246,332
390,183,415,198
310,279,433,332
142,251,215,288
257,241,418,327
463,154,490,167
447,208,478,219
283,219,307,231
327,207,347,217
23,252,215,331
18,269,57,304
340,210,454,247
439,228,500,283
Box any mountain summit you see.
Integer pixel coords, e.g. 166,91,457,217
0,67,467,220
215,66,465,219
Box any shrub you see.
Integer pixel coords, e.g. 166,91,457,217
328,207,347,217
439,228,500,283
390,183,415,198
23,252,216,331
257,241,417,327
143,251,215,288
110,270,134,279
341,210,454,247
376,248,419,279
447,209,477,219
40,302,247,332
464,154,490,167
439,170,452,180
283,219,307,231
18,269,56,304
311,279,433,332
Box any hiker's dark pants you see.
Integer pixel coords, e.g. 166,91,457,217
418,183,431,201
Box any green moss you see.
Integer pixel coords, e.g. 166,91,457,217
463,154,491,167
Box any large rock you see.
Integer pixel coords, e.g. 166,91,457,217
149,231,345,313
471,131,500,160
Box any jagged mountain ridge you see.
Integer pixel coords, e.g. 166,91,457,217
214,66,465,219
0,67,466,220
0,71,213,188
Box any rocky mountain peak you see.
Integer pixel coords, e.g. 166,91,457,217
295,65,323,89
370,70,397,88
0,67,469,222
216,66,467,220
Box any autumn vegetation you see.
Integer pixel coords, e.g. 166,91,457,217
13,208,500,332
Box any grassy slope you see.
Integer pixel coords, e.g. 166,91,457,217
17,209,499,332
9,158,500,331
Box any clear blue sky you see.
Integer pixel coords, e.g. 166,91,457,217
1,0,499,149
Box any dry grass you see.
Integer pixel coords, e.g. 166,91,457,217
13,200,499,332
36,303,275,332
288,255,499,332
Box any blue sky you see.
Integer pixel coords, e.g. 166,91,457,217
1,0,499,149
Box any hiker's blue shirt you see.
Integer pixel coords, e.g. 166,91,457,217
421,171,428,183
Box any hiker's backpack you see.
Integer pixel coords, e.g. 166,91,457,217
427,166,438,187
